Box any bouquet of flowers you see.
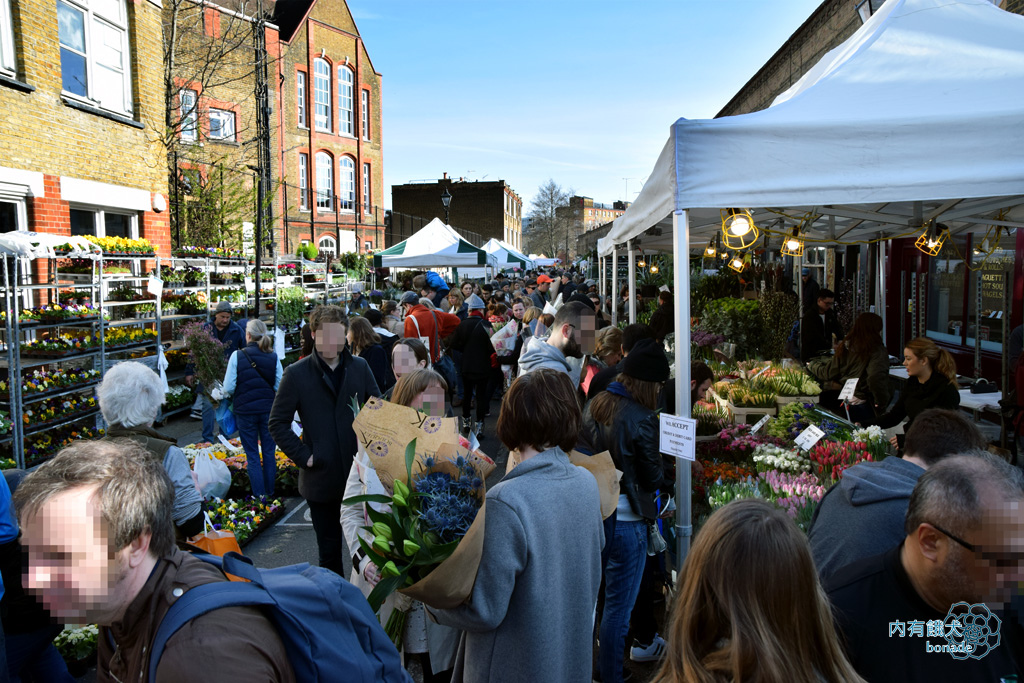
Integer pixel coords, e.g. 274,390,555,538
759,470,826,529
809,440,876,485
752,443,809,473
206,497,285,545
181,322,227,397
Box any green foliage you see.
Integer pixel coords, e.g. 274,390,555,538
296,243,319,260
53,624,99,662
276,286,306,327
758,290,799,360
699,297,762,360
690,269,743,318
181,322,227,391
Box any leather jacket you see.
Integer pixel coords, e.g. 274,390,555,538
581,396,668,520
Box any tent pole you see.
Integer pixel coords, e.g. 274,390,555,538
673,209,693,573
878,239,887,348
599,256,605,303
612,247,619,327
628,239,637,324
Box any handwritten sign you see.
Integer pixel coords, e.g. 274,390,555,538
659,413,697,461
750,414,771,434
839,378,859,402
794,424,826,451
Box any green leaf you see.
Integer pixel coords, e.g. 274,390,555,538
366,570,410,613
350,395,361,418
358,536,392,568
342,493,392,506
404,438,417,483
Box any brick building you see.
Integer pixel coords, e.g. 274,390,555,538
0,0,170,251
391,175,523,251
273,0,384,256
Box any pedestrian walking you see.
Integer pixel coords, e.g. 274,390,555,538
348,316,395,394
450,294,493,437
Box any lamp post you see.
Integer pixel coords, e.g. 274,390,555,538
441,187,452,225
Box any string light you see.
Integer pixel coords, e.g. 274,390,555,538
781,226,804,257
721,208,759,250
914,221,948,256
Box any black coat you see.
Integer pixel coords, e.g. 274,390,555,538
451,315,494,380
580,395,667,520
269,349,380,503
801,308,844,361
648,304,673,343
871,371,960,432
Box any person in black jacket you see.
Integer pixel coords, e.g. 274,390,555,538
347,316,394,393
269,305,380,575
648,291,674,344
581,338,671,683
587,323,655,400
800,288,844,361
451,294,493,437
869,337,960,449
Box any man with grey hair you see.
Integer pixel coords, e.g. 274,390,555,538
14,440,294,681
826,452,1024,681
97,361,203,538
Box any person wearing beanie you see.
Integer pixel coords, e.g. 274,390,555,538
451,293,493,437
402,289,460,369
581,336,672,683
185,300,246,443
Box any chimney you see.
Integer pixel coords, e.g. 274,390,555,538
443,172,448,179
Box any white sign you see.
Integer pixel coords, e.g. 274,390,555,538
244,276,255,293
147,277,163,298
659,413,697,461
750,414,771,434
217,434,241,452
839,378,859,401
794,424,827,451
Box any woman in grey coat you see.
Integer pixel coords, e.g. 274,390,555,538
432,369,604,683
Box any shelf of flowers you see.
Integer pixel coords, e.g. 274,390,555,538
20,328,158,359
22,393,99,435
10,424,105,468
693,396,890,532
54,236,157,258
0,304,106,329
0,367,100,403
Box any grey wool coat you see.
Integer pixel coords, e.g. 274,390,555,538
432,447,604,683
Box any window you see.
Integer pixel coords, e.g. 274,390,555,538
361,90,370,140
298,153,309,211
296,71,306,127
315,152,332,211
0,200,22,233
209,108,235,141
338,66,353,136
362,162,371,212
69,207,136,237
339,157,354,211
364,241,372,252
0,0,15,75
313,58,331,132
57,0,132,115
179,89,197,141
318,234,336,256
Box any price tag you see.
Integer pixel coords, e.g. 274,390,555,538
794,424,826,451
217,434,241,452
244,277,255,293
147,277,163,297
750,414,771,434
839,378,859,401
659,413,697,461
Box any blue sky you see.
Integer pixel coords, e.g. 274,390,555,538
349,0,823,213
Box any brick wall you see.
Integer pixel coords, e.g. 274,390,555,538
392,180,521,246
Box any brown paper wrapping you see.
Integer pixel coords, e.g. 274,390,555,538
506,449,620,520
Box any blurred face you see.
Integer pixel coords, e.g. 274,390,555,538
409,383,446,417
213,312,231,330
392,344,427,379
21,485,135,624
559,314,597,359
461,283,474,298
602,349,622,367
904,348,928,377
314,322,347,360
511,303,525,320
935,500,1024,607
692,378,713,400
538,281,550,293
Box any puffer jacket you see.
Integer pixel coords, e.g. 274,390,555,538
580,393,667,520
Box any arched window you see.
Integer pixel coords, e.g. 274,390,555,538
338,66,353,136
318,234,337,256
339,156,355,211
315,151,333,210
313,57,331,132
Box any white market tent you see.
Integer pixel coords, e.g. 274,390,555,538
595,0,1024,564
373,218,498,270
456,239,534,280
529,255,560,267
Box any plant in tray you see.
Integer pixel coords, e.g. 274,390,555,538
20,334,99,357
205,496,285,546
165,384,196,409
104,327,157,348
53,624,99,664
809,440,876,485
23,393,97,427
0,410,12,435
0,367,100,398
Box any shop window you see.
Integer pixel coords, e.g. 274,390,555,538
966,229,1016,352
69,207,136,237
925,235,967,345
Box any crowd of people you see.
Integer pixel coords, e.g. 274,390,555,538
1,265,1022,683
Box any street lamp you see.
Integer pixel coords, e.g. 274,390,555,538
441,187,452,225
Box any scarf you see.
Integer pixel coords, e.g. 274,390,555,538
606,381,632,399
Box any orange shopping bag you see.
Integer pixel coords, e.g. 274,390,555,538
189,513,246,581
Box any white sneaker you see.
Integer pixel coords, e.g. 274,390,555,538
629,633,667,662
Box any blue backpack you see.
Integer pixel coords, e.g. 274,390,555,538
148,552,410,683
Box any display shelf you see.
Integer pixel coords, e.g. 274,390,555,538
0,380,100,405
22,408,100,437
105,318,159,328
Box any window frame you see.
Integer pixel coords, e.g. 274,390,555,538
0,0,15,76
296,70,307,128
208,107,236,141
57,0,133,117
298,152,309,212
318,234,336,256
179,89,198,141
338,66,353,137
362,162,371,213
313,57,331,132
315,151,333,212
68,206,138,239
361,89,370,140
338,156,354,212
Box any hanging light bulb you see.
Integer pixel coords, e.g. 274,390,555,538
704,241,716,258
728,253,746,273
650,264,659,274
638,253,646,269
721,208,759,250
728,214,751,236
781,226,804,257
915,221,948,256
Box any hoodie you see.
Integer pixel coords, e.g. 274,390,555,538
807,456,924,582
518,336,572,379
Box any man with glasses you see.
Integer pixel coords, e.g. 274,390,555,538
800,287,843,361
826,452,1024,682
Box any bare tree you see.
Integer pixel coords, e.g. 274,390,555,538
525,179,573,258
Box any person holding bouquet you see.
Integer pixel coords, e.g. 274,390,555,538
431,369,604,683
341,368,458,682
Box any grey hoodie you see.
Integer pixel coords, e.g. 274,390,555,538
807,455,924,582
517,336,572,378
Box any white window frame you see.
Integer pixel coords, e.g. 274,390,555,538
362,162,371,213
338,66,353,136
179,89,197,141
318,234,336,256
209,108,235,141
361,89,370,140
298,152,309,212
338,156,354,212
57,0,133,116
68,205,138,239
313,58,331,132
0,0,15,76
363,240,372,252
315,152,332,211
296,70,307,127
0,195,27,233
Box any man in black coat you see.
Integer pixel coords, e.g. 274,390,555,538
269,305,380,576
800,288,843,362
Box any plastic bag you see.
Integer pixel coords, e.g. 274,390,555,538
193,450,232,500
188,514,246,581
215,398,237,436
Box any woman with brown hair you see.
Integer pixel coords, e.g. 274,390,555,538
652,499,865,683
809,312,891,422
581,326,623,396
869,336,959,448
380,300,404,336
582,337,671,683
347,316,394,393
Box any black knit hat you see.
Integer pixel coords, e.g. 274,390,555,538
622,338,670,383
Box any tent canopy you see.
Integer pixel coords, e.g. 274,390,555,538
598,0,1024,257
483,238,533,270
374,218,496,269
